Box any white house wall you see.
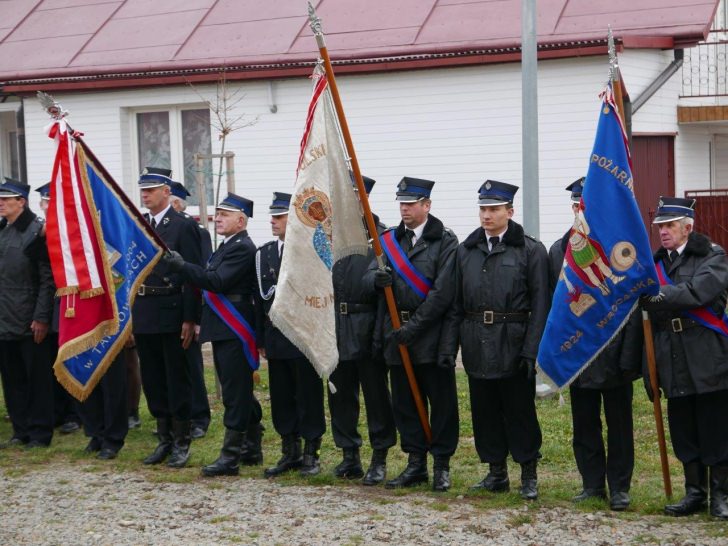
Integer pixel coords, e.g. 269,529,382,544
22,50,695,248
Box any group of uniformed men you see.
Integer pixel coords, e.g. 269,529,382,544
0,169,727,520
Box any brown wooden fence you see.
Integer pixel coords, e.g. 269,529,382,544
685,189,728,249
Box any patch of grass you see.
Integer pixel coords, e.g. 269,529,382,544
430,501,449,512
209,514,235,524
0,361,727,536
506,512,534,527
343,534,364,545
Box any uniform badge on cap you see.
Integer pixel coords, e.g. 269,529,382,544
398,180,407,191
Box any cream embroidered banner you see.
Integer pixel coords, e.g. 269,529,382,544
270,67,368,378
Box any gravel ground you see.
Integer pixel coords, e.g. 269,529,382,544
1,466,726,545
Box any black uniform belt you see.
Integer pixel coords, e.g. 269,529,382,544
137,284,182,297
202,294,245,304
338,302,375,315
655,317,700,333
465,310,530,324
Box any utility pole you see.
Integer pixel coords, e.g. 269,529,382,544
521,0,539,237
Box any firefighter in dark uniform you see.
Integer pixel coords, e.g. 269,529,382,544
0,178,55,448
132,167,203,468
169,180,212,439
36,183,82,436
442,180,548,500
329,176,397,484
166,192,264,476
643,197,728,520
365,177,459,492
548,178,642,511
255,192,326,478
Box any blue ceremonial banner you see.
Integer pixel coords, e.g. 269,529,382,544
536,84,659,390
54,143,163,401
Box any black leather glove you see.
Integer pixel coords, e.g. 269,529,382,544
438,354,456,368
520,358,536,380
392,325,415,345
374,267,393,289
163,250,185,271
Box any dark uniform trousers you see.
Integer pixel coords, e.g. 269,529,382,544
328,357,396,451
49,331,80,427
390,364,459,457
186,340,211,428
469,369,542,464
77,352,128,452
0,337,54,444
136,332,191,421
570,383,634,491
268,357,325,441
668,390,728,466
212,339,261,431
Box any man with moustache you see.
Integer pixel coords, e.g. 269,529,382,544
132,167,203,468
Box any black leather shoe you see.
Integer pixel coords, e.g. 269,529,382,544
385,453,428,489
84,438,101,453
191,425,206,440
362,449,388,486
334,448,364,479
573,488,607,502
97,448,118,460
202,429,244,477
433,469,451,492
299,438,322,477
471,461,510,492
710,466,728,519
665,462,708,517
519,459,538,500
610,491,630,511
143,419,172,465
240,423,264,466
0,437,27,449
167,420,191,468
264,435,303,478
59,421,80,434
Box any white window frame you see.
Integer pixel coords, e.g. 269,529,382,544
129,103,212,216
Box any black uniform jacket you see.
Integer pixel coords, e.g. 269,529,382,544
441,220,549,379
254,240,304,360
132,207,203,334
180,230,256,343
643,231,728,397
0,208,54,339
364,214,458,366
333,217,385,362
548,231,642,390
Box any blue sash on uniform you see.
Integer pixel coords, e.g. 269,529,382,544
380,230,432,299
203,290,260,370
656,260,728,337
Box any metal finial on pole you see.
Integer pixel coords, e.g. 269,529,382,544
308,2,325,47
37,91,68,120
607,25,618,82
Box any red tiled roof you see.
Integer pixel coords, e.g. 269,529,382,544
0,0,720,88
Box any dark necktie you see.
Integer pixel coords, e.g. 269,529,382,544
489,236,500,252
669,250,679,263
403,229,415,252
150,217,157,229
279,242,284,258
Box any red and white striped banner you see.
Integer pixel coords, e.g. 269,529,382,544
46,120,105,301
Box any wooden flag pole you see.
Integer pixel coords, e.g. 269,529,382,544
307,3,432,444
608,29,672,499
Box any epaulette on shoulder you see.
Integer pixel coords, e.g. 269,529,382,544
33,216,45,225
258,240,277,250
443,227,454,236
524,233,539,242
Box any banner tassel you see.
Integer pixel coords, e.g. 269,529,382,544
64,293,76,318
328,380,337,394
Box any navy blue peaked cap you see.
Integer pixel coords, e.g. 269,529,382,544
269,192,291,216
218,192,253,217
170,181,190,200
565,177,585,203
653,196,696,224
138,166,173,189
36,182,52,200
478,179,518,206
396,177,435,202
0,177,30,199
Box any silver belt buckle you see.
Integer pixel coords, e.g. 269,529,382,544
483,311,494,324
671,318,683,333
339,302,348,315
401,311,410,323
137,285,146,296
